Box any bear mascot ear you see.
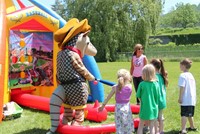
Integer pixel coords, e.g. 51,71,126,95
76,30,97,57
83,30,90,37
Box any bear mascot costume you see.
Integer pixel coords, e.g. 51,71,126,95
46,18,97,134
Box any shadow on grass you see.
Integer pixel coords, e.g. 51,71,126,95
22,106,49,114
164,130,180,134
13,128,59,134
132,129,180,134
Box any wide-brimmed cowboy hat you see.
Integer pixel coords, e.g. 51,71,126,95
54,18,91,49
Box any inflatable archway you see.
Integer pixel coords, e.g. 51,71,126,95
0,0,105,123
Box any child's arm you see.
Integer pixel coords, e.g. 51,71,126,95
130,58,134,75
178,86,185,104
98,86,116,111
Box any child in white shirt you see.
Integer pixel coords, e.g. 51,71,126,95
178,58,198,134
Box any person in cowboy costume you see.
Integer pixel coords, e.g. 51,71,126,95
46,18,97,134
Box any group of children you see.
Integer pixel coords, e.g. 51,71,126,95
99,44,197,134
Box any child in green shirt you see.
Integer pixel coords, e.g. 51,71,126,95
151,59,168,134
136,64,160,134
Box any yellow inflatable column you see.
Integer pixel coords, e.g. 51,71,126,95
0,0,7,122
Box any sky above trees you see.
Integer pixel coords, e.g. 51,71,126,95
164,0,199,14
19,0,200,14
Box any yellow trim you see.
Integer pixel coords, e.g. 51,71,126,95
7,7,59,31
84,110,88,118
62,104,87,110
5,0,16,14
3,27,10,104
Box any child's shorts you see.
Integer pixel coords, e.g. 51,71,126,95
181,106,195,117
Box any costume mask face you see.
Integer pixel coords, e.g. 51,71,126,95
76,31,97,57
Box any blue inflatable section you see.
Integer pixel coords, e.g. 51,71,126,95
29,0,104,102
83,56,104,102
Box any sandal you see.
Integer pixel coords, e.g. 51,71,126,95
186,127,198,131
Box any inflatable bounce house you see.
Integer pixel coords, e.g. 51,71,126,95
0,0,139,133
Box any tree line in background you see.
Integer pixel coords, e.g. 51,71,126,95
160,3,200,28
51,0,200,62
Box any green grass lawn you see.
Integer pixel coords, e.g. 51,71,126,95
1,62,200,134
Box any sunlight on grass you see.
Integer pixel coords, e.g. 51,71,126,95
0,62,199,134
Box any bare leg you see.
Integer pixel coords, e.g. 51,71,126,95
149,120,156,134
137,119,145,134
158,110,164,133
143,120,150,133
188,117,195,128
181,116,187,133
154,120,159,134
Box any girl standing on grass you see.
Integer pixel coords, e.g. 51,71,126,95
99,69,134,134
130,44,148,105
150,59,168,134
136,64,160,134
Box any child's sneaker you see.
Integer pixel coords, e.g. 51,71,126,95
186,127,198,132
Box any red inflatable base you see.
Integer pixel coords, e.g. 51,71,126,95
105,104,140,114
11,89,140,134
57,113,140,134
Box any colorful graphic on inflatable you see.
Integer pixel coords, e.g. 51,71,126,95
2,1,61,104
9,31,54,88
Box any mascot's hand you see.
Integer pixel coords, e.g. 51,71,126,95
90,75,95,81
86,74,95,82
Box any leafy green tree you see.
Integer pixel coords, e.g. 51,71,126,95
51,0,67,20
195,4,200,26
176,3,198,28
133,0,163,46
160,3,199,28
52,0,163,62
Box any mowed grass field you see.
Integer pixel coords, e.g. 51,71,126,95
0,62,199,134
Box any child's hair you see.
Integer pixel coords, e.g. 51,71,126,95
117,69,132,90
180,58,192,69
133,44,143,55
150,58,168,86
142,64,156,81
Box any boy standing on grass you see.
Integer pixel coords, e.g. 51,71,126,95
178,58,198,134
